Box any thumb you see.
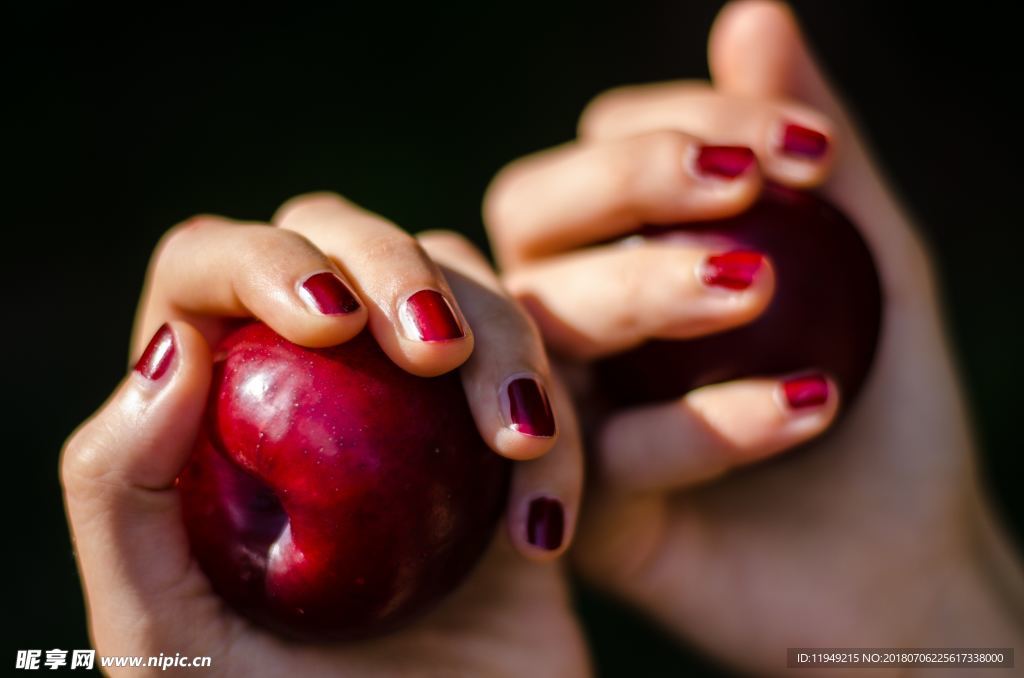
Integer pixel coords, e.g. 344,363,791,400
61,321,211,616
708,0,930,294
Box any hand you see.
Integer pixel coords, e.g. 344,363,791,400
61,193,590,677
484,2,1024,675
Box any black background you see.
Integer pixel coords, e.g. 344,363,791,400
7,2,1023,676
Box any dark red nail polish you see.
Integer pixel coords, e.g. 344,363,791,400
780,123,829,159
782,374,830,409
134,323,176,381
702,250,765,290
527,497,564,551
401,290,464,342
507,377,556,437
299,272,360,315
695,145,756,179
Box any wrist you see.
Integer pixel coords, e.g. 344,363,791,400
909,503,1024,675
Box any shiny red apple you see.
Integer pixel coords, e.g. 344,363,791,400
178,322,510,640
597,183,883,407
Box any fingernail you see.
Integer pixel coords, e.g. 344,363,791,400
505,377,556,438
694,145,756,180
527,497,564,551
779,122,829,159
702,250,765,290
298,271,360,315
399,290,464,342
134,323,176,381
782,373,830,409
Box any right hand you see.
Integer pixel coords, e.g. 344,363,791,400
62,193,590,677
484,2,1023,674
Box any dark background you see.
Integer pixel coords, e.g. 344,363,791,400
7,2,1022,676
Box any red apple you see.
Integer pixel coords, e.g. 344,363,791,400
178,322,510,640
596,183,883,407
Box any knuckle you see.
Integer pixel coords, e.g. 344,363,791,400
606,257,650,334
483,297,540,344
149,215,218,274
417,229,473,252
483,159,531,232
274,191,348,224
417,230,485,264
578,85,633,137
238,229,330,290
642,129,694,166
60,424,107,489
579,80,711,138
246,226,315,261
170,213,221,234
597,132,691,205
634,131,695,192
356,230,424,267
596,148,642,200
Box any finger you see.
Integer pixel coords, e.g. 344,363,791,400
506,376,583,561
708,0,923,266
505,242,775,359
485,130,762,264
61,322,211,606
578,82,835,189
274,193,472,377
710,0,848,133
420,231,581,562
596,372,838,493
135,215,366,356
418,230,558,461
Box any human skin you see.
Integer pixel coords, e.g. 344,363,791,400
484,2,1024,676
61,194,590,677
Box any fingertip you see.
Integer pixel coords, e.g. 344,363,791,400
687,142,765,209
376,321,475,378
463,365,559,461
271,190,359,227
766,114,838,187
397,288,469,344
504,377,581,562
130,320,211,394
491,425,558,461
687,371,840,463
710,0,849,147
776,371,841,435
271,310,369,350
367,287,474,377
66,321,212,495
488,372,558,459
509,493,574,563
710,0,801,95
129,321,212,487
255,268,369,349
697,248,777,322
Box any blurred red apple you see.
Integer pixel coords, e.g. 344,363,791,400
597,183,883,407
178,322,509,640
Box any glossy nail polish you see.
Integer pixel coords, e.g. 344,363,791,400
527,497,564,551
702,250,765,290
506,377,556,437
298,272,360,315
782,374,830,409
695,145,756,179
780,123,829,159
134,323,176,381
400,290,464,342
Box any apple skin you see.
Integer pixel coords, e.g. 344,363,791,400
596,183,883,407
178,322,510,641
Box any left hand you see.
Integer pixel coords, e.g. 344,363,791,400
484,2,1024,675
